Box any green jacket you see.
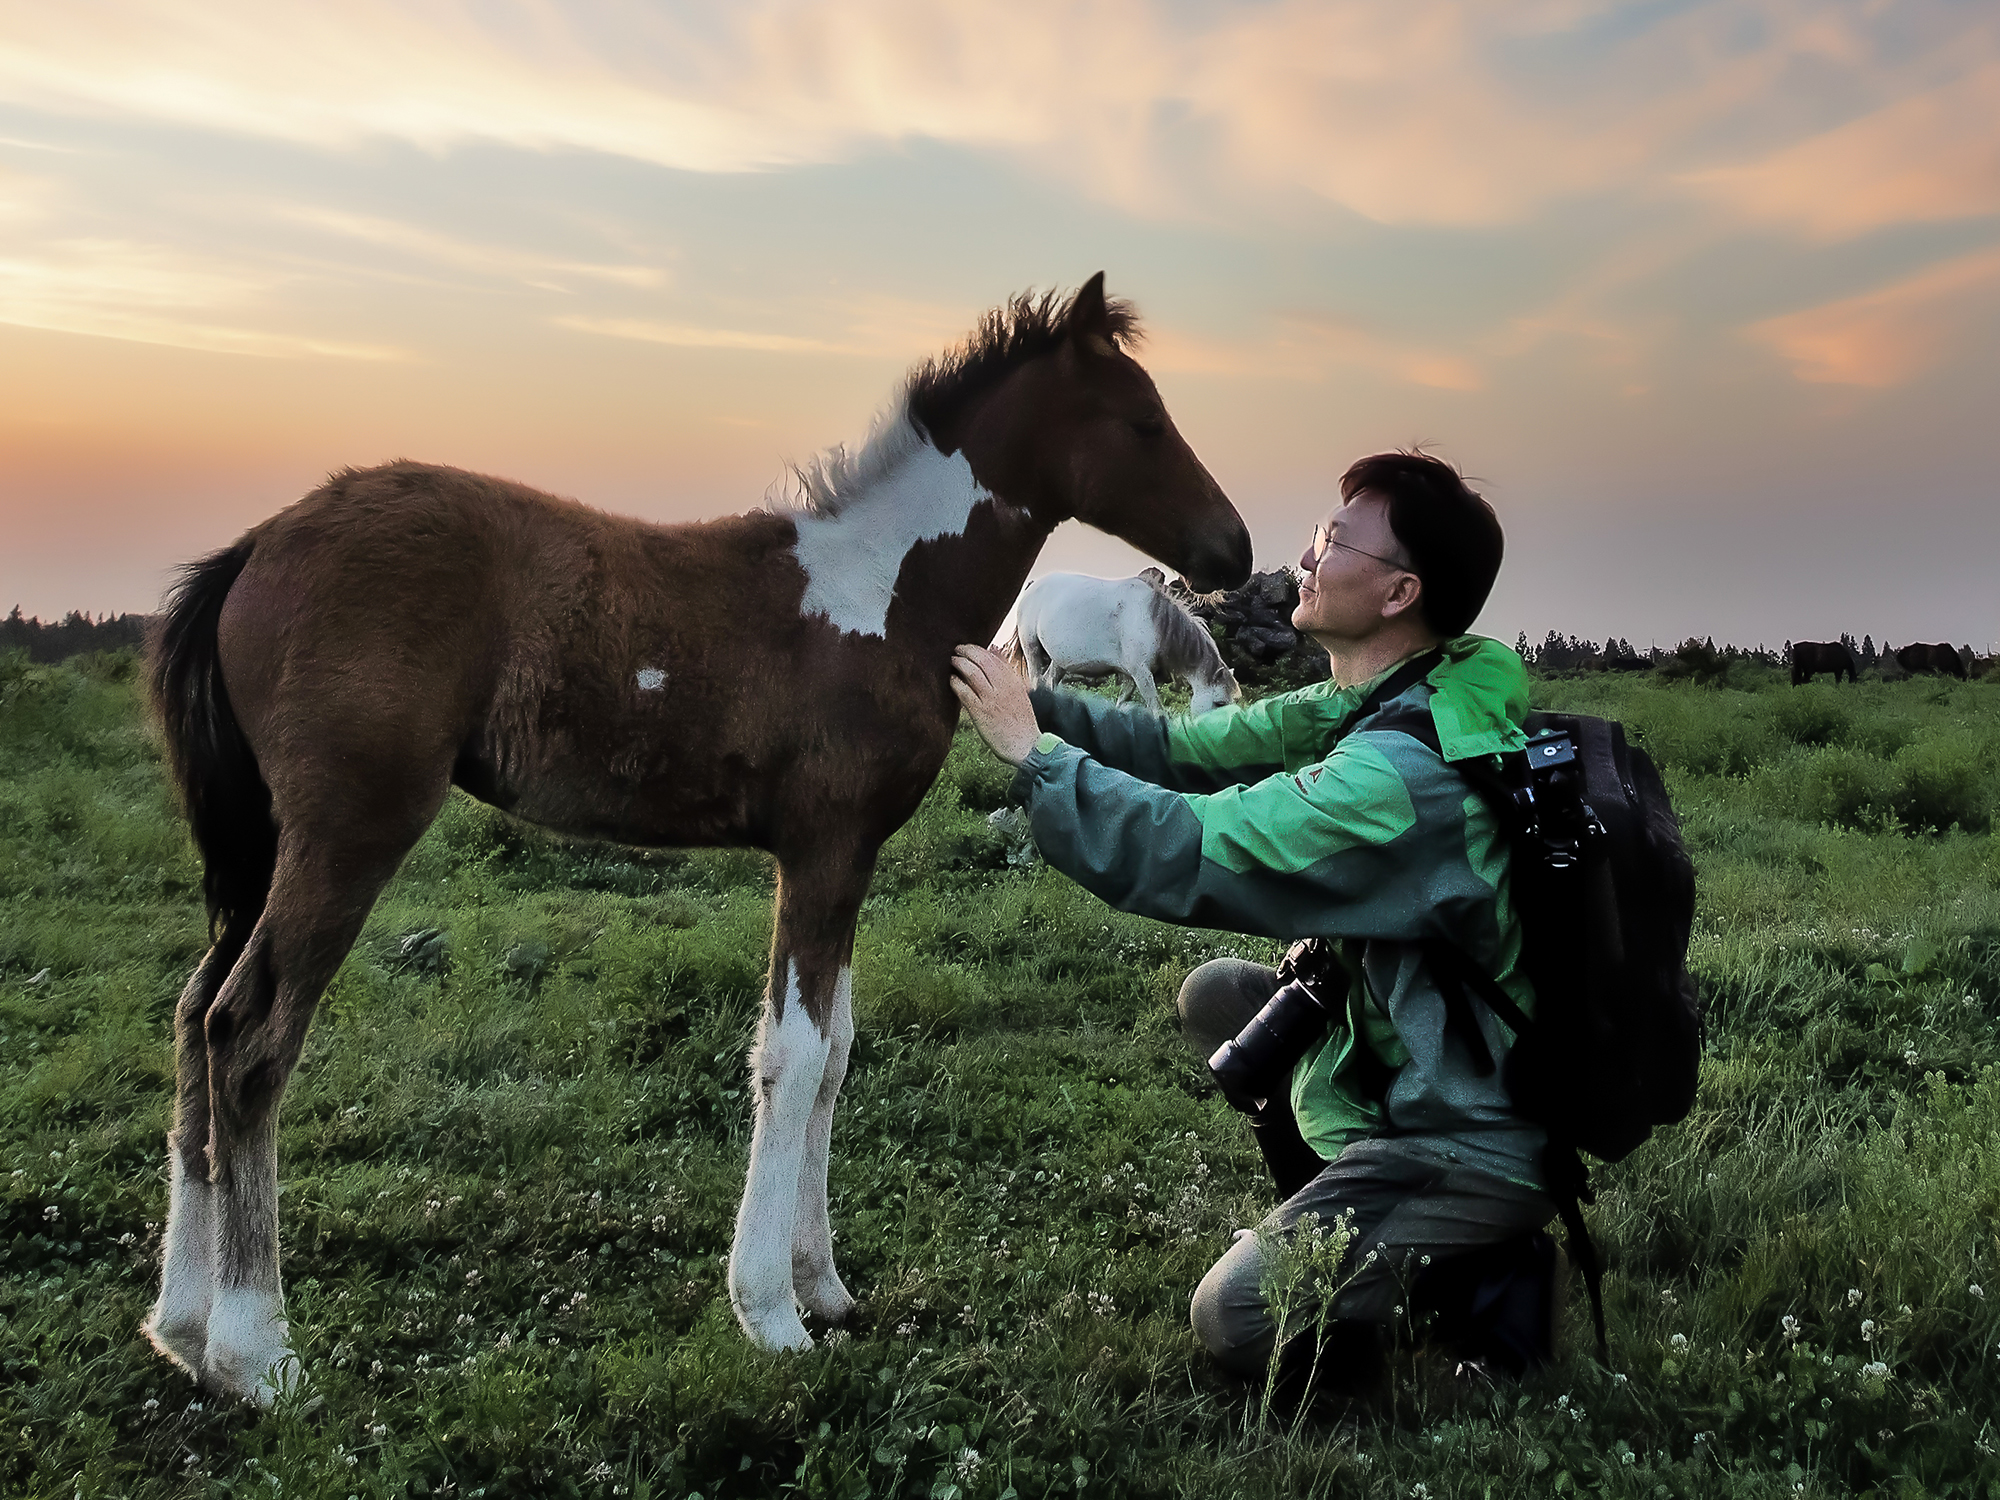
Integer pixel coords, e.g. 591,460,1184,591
1013,635,1545,1186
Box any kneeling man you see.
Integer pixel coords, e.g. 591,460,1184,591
952,451,1553,1383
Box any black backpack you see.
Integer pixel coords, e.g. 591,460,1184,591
1358,655,1703,1355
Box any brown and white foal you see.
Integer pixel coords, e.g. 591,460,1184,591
144,274,1250,1403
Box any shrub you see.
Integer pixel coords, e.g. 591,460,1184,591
1778,747,1894,829
1891,735,1995,832
1771,685,1849,747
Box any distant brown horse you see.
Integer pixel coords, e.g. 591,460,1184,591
1894,642,1967,680
144,274,1251,1403
1790,641,1858,685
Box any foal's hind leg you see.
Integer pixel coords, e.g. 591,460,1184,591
202,830,425,1403
730,848,872,1351
144,928,250,1372
792,965,855,1323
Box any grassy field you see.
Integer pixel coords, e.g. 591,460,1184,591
4,648,1999,1499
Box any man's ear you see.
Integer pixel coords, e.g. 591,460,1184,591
1067,271,1116,357
1383,571,1425,622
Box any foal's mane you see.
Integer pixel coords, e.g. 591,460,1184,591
1145,578,1224,672
773,283,1142,519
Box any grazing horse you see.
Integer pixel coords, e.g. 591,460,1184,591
1002,569,1242,713
144,274,1251,1403
1894,642,1967,680
1790,641,1858,685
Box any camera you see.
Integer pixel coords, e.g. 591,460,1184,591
1207,939,1343,1113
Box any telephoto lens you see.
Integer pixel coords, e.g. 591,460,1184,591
1207,973,1341,1113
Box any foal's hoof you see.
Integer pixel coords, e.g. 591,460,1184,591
204,1290,305,1408
737,1300,815,1353
795,1271,857,1327
142,1310,209,1378
207,1346,308,1409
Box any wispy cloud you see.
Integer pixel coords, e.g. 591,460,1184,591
0,237,406,359
1746,244,2000,385
4,1,1994,231
552,317,853,354
1681,63,2000,239
278,206,668,291
1148,314,1484,390
554,292,969,359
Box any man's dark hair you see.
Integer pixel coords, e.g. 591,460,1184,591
1338,451,1502,638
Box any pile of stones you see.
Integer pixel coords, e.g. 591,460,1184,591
1167,569,1331,688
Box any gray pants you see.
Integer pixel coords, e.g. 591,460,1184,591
1179,958,1554,1375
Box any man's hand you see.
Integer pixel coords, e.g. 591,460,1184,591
950,645,1041,766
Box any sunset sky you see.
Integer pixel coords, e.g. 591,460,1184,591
3,1,1997,651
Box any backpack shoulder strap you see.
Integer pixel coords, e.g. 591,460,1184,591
1345,647,1447,735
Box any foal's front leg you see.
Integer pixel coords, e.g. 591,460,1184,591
729,958,834,1351
729,853,870,1351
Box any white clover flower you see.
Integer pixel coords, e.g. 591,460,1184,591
1781,1314,1801,1340
1862,1361,1888,1380
1903,1048,1921,1067
896,1321,918,1337
1861,1319,1876,1342
955,1448,984,1480
1847,1288,1863,1306
1670,1333,1690,1352
586,1461,614,1482
369,1422,388,1439
1972,1285,1986,1299
1621,1451,1635,1465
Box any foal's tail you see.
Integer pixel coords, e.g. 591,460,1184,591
148,538,277,945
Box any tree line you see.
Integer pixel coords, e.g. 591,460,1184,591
1,608,151,664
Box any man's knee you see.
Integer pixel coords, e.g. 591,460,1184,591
1189,1233,1277,1375
1177,958,1277,1063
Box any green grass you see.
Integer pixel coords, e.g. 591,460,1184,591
4,649,1999,1499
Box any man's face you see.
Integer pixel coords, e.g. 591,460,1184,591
1291,492,1418,644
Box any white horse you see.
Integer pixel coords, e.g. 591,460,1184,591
1003,569,1241,713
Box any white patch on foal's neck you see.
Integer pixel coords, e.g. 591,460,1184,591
787,419,991,638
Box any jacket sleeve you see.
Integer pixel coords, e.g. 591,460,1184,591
1028,684,1334,793
1012,730,1440,938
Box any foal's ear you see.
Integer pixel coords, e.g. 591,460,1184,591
1066,271,1117,357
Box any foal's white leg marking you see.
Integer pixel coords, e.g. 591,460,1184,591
729,961,832,1352
205,1288,301,1408
143,1151,215,1374
204,1118,303,1407
792,966,855,1324
789,429,993,638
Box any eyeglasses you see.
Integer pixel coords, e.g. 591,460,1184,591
1302,522,1410,574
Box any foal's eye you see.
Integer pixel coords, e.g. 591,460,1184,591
1129,415,1166,439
